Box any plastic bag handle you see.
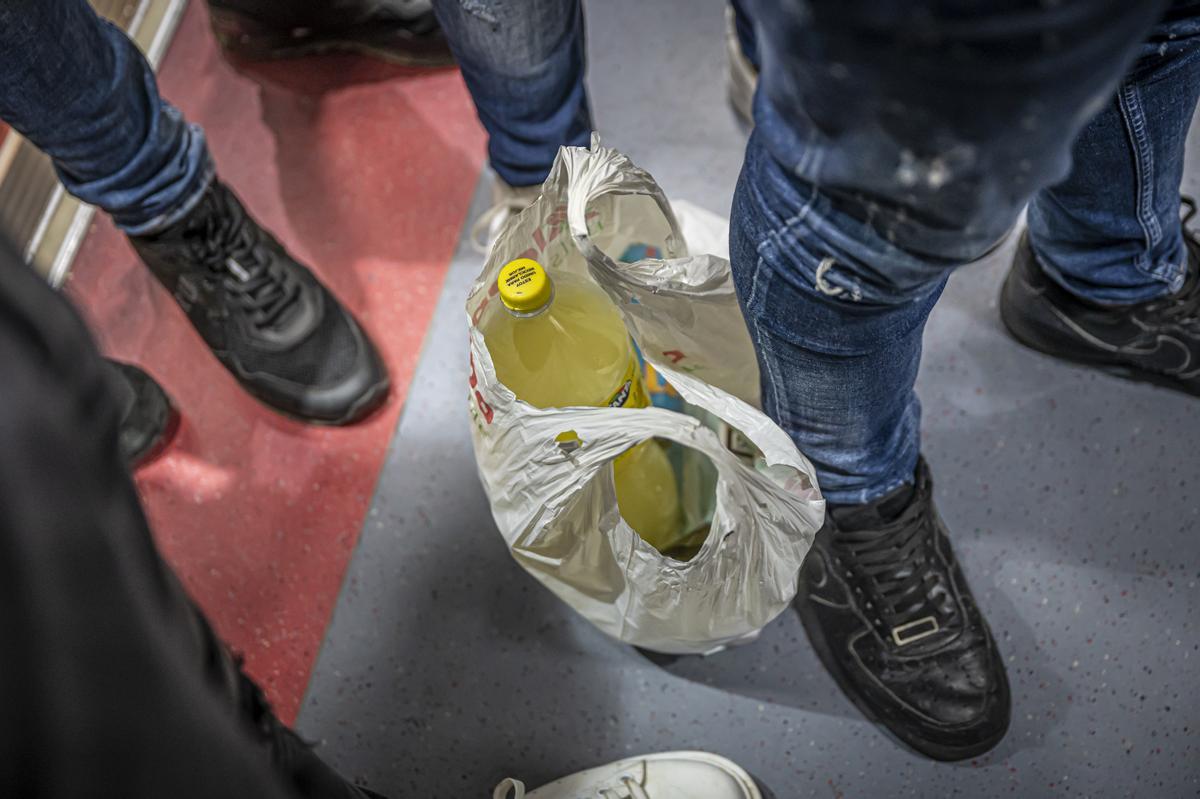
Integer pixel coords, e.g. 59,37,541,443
564,138,685,290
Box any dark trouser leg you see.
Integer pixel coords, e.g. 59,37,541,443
0,239,369,798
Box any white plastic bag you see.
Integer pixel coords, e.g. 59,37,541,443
466,138,824,654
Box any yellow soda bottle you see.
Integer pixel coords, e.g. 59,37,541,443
480,258,683,552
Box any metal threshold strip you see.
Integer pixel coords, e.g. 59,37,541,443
0,0,189,286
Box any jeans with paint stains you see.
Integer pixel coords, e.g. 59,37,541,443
731,0,1200,504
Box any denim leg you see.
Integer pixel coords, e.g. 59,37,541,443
0,0,212,235
431,0,591,187
1029,2,1200,305
731,137,944,505
732,0,1170,504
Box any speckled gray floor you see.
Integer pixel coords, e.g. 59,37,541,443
296,1,1200,796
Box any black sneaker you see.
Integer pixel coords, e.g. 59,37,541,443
796,458,1010,761
104,358,180,469
1001,216,1200,397
130,180,389,425
207,0,454,67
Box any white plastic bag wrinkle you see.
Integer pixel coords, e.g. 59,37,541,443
467,138,824,654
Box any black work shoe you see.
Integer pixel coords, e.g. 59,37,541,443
104,358,180,469
1001,217,1200,397
130,180,389,425
207,0,454,67
796,458,1010,761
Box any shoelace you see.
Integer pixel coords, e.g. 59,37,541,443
186,187,301,330
493,775,650,799
1147,195,1200,328
836,486,951,631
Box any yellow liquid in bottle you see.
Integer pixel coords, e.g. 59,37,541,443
480,263,683,552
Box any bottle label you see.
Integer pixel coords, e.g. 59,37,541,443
643,361,684,412
606,358,649,410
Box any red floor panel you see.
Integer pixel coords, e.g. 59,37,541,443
66,1,485,723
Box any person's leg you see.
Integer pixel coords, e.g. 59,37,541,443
431,0,590,189
731,143,941,503
734,0,1170,505
1029,3,1200,304
0,0,389,426
732,0,1171,760
0,0,212,233
430,0,590,251
0,236,381,799
1002,2,1200,394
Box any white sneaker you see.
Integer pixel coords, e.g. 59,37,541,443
725,5,758,126
493,751,762,799
469,176,542,254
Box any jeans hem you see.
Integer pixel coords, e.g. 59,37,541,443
821,469,916,508
117,161,215,237
1034,242,1183,306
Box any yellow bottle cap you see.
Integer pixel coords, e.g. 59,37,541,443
498,258,553,313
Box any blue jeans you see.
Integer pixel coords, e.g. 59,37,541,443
0,0,590,231
730,0,1200,504
455,0,1200,504
431,0,592,187
0,0,213,234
